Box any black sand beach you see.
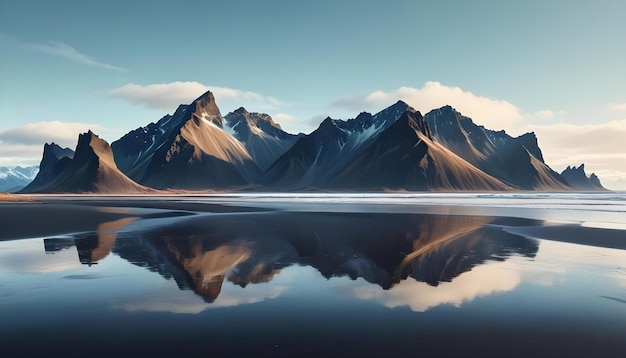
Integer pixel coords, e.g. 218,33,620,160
1,194,625,357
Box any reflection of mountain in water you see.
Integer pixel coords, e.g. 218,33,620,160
45,212,539,302
44,217,137,266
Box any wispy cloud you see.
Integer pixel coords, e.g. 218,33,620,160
331,81,524,134
109,81,286,113
26,41,127,71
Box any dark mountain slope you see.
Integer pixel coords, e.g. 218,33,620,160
20,143,74,193
425,106,571,190
23,132,148,193
112,91,259,190
224,107,300,171
330,111,510,191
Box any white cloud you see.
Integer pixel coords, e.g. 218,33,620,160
0,121,105,146
272,113,301,133
0,121,107,166
0,239,82,274
26,41,127,71
332,81,524,133
273,113,295,123
609,102,626,112
528,119,626,190
530,109,565,121
109,81,286,113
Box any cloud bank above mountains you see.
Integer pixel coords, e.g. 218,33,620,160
332,81,525,134
0,121,107,166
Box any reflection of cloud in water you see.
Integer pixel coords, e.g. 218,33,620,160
42,216,138,266
531,240,626,282
114,281,286,314
346,260,521,312
0,239,82,273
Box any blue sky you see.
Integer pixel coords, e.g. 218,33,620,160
1,0,625,188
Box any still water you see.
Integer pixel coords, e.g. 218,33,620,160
1,197,625,357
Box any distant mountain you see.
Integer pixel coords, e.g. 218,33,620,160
0,165,38,192
560,164,607,191
112,91,260,190
330,111,511,191
425,106,571,190
223,107,300,171
263,100,415,189
22,132,148,193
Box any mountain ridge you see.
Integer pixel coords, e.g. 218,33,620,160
19,91,608,193
21,132,149,194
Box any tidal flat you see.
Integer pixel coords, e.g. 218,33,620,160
1,193,625,357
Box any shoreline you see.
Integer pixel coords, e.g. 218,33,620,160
1,196,624,251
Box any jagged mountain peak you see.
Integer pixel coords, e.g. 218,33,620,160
225,107,283,131
375,100,415,118
395,110,432,140
561,163,606,191
42,142,74,162
193,90,216,103
390,100,414,111
23,130,148,193
316,116,349,135
75,131,125,172
514,132,544,162
223,108,299,172
188,90,222,127
78,131,111,156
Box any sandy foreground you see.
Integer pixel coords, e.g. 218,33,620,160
0,193,32,202
0,194,624,250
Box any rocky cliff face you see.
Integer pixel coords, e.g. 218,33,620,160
224,107,300,171
424,105,570,190
263,101,417,189
112,91,259,190
330,111,510,191
22,132,148,193
20,143,74,193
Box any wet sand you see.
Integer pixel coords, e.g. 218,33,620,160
1,194,625,357
504,225,626,250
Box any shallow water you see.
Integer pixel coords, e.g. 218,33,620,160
1,195,625,357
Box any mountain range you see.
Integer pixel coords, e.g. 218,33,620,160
20,90,607,193
0,165,38,192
